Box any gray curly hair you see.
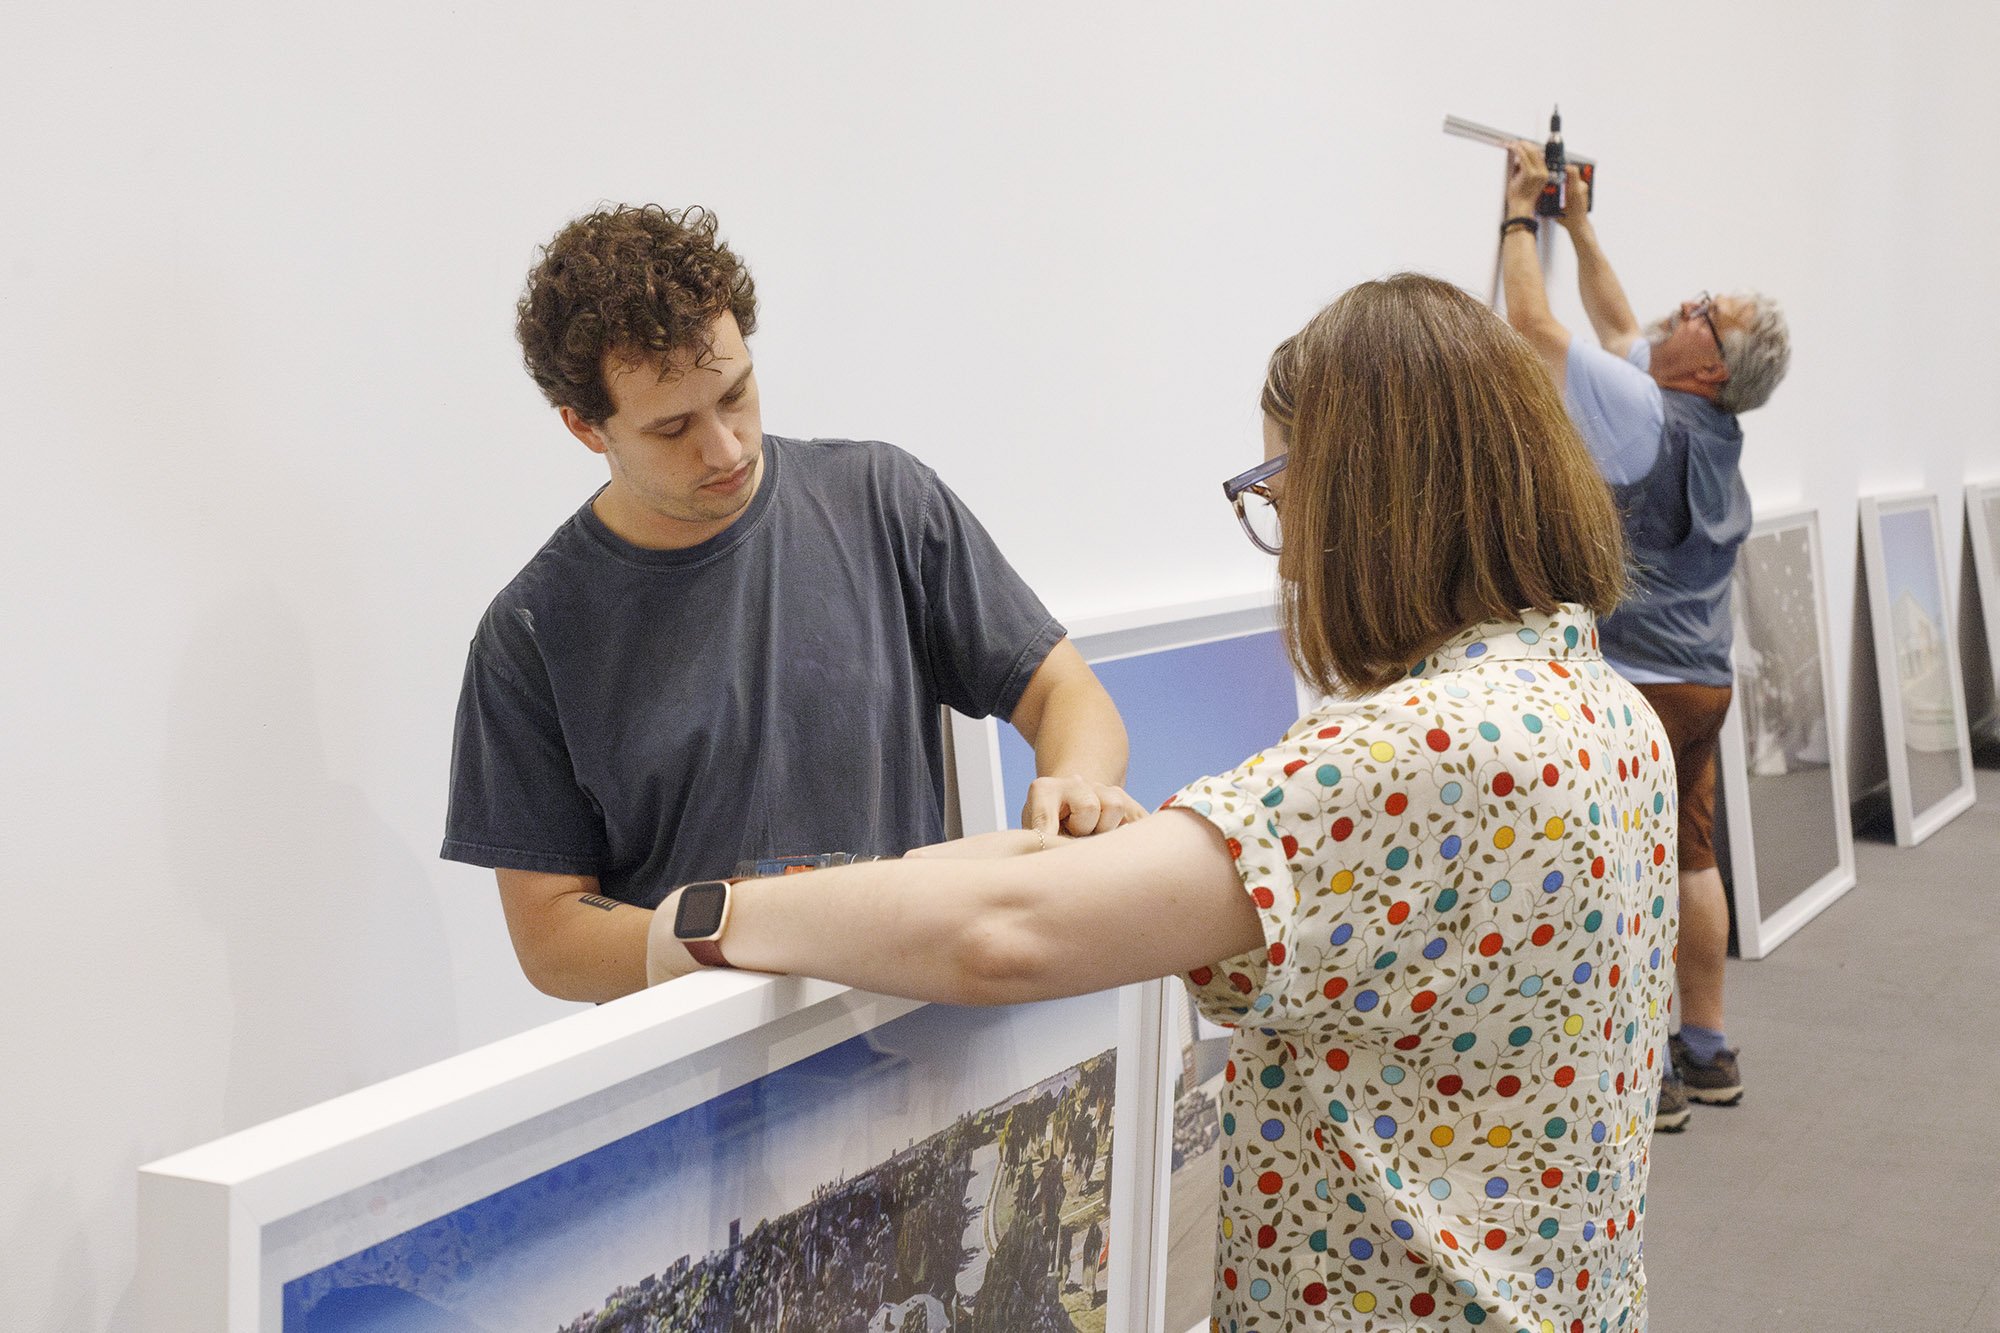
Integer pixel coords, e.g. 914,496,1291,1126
1715,292,1790,414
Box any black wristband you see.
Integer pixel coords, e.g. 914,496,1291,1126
1501,216,1540,238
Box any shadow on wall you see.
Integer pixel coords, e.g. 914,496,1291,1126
164,588,460,1133
6,1163,142,1333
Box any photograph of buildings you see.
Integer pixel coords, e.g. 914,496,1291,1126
285,997,1119,1333
554,1051,1117,1333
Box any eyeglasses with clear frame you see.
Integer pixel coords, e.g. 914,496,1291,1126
1222,453,1287,554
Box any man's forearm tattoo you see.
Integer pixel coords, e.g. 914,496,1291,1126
578,894,621,912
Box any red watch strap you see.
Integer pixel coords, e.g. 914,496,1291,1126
683,937,731,969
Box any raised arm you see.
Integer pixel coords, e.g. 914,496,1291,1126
1006,638,1148,836
1499,140,1571,385
1559,165,1643,358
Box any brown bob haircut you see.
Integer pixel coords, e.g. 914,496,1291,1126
1262,272,1627,696
516,204,758,426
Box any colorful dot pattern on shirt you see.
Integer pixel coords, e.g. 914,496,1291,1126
1168,605,1675,1333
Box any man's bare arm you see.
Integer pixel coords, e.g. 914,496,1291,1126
496,868,652,1002
1007,638,1147,836
1560,167,1642,358
1500,140,1571,385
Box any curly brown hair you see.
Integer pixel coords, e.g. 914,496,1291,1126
516,204,759,425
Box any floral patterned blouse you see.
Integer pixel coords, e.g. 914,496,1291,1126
1168,605,1675,1333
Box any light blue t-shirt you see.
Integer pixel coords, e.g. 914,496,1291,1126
1564,337,1663,484
1562,338,1683,685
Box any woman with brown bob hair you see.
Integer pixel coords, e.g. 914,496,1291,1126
644,273,1677,1332
1261,273,1628,693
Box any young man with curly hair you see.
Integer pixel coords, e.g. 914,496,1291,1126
444,205,1143,1002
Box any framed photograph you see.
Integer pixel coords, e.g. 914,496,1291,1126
141,959,1158,1330
1713,508,1857,958
1963,481,2000,754
951,591,1313,838
140,593,1305,1333
1857,492,1977,844
950,590,1310,1333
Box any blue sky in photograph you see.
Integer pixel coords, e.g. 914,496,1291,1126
1879,505,1945,626
999,629,1302,818
284,993,1115,1332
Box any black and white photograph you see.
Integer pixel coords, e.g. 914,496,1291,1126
1714,511,1855,957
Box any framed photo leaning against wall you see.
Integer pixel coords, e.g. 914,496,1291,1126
1713,507,1857,958
1857,492,1977,845
1960,481,2000,754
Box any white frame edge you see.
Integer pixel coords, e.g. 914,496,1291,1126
1715,507,1858,959
1857,491,1978,845
1965,481,2000,718
147,589,1295,1332
140,972,930,1330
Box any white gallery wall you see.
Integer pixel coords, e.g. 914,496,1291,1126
4,3,1996,1328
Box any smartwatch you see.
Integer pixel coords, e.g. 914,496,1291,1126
672,879,741,968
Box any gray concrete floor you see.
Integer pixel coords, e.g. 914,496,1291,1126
1646,769,2000,1330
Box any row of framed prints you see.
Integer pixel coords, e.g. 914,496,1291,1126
140,484,1997,1332
1721,486,1996,960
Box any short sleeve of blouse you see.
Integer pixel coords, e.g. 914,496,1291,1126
1166,712,1406,1032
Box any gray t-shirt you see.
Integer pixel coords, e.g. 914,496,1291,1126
442,436,1064,906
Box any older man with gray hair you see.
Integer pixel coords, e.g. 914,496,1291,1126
1496,139,1792,1137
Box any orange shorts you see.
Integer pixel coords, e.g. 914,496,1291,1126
1633,682,1734,874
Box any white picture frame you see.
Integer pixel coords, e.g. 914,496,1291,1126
1857,492,1977,844
949,589,1311,1333
949,590,1315,839
1713,508,1857,958
141,950,1160,1331
1963,481,2000,748
140,592,1311,1333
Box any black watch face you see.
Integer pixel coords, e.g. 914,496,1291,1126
674,881,730,939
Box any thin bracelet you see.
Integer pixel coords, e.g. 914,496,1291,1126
1501,216,1540,238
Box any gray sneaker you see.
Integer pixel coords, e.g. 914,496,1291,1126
1669,1034,1743,1106
1656,1072,1692,1133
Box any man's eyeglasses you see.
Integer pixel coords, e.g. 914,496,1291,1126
1691,292,1726,362
1222,454,1286,554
